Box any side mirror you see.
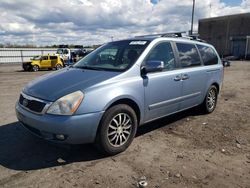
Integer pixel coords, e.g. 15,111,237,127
141,60,164,74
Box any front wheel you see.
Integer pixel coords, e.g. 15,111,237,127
32,65,39,72
201,85,218,113
95,104,138,155
55,64,63,70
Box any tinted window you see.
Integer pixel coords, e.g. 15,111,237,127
63,49,68,54
176,43,201,68
145,42,176,71
197,45,218,65
50,56,57,60
41,56,48,60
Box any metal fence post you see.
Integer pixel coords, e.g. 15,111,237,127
245,36,249,60
20,50,24,63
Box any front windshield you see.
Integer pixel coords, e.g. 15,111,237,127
56,48,64,54
74,40,150,71
31,56,41,60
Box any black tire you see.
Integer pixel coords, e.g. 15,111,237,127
201,85,218,114
95,104,138,155
60,59,65,67
32,65,39,72
55,64,63,70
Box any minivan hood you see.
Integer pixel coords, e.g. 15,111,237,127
23,68,119,101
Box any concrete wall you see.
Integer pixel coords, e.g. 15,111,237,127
198,13,250,58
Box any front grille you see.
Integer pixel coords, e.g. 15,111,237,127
22,63,32,71
19,94,46,113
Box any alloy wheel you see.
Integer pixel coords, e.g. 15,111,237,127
207,88,216,111
107,113,132,147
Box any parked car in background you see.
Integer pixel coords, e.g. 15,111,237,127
221,59,231,67
23,54,64,71
71,49,93,63
56,46,94,66
16,33,223,155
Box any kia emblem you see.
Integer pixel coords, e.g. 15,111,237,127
23,99,29,107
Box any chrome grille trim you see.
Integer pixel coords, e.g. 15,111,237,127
19,92,52,115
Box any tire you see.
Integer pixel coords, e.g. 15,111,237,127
60,59,65,67
32,65,39,72
55,64,63,70
201,85,218,113
95,104,138,155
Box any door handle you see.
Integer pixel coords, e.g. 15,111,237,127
182,74,190,80
174,75,182,81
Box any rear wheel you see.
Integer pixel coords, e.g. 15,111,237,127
60,59,65,67
32,65,39,72
95,104,138,155
201,85,218,113
55,64,63,70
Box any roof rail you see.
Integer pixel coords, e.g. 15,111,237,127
135,31,186,38
135,32,206,43
183,34,207,42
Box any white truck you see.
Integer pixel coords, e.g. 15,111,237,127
55,46,94,66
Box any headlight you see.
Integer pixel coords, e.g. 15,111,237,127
46,91,84,115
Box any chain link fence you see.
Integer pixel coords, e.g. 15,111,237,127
0,48,57,64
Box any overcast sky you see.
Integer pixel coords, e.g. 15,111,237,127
0,0,249,46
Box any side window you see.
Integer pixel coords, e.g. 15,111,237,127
197,45,218,65
41,56,48,60
176,43,201,68
63,49,68,54
145,42,176,71
50,56,57,60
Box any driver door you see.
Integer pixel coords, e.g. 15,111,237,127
143,41,182,122
40,56,51,68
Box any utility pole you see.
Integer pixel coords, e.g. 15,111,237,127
191,0,195,35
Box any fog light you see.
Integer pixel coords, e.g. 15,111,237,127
55,134,65,140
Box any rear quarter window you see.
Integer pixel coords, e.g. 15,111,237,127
176,43,201,68
197,45,218,66
50,56,57,60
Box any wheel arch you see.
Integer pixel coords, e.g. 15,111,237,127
202,82,220,104
104,98,141,125
31,62,40,67
211,82,220,94
60,58,65,67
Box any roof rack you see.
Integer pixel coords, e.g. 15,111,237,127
135,31,186,38
135,32,206,42
183,34,207,42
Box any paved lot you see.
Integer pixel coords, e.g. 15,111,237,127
0,62,249,188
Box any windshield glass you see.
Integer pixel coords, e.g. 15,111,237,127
74,40,150,71
31,56,41,60
56,48,64,54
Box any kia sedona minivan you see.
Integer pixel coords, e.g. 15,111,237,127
16,34,223,155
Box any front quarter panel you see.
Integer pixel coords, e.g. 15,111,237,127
75,72,145,124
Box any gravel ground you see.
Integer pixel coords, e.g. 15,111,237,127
0,62,249,188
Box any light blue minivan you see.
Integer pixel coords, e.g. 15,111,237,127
16,34,223,155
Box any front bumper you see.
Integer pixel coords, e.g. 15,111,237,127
22,62,32,71
15,102,104,144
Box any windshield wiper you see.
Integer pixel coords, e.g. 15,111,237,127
74,65,104,71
